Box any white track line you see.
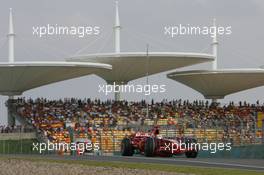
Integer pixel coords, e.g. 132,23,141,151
115,156,264,170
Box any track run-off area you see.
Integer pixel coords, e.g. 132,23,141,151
1,154,264,172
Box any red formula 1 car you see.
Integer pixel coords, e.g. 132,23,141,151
121,126,198,158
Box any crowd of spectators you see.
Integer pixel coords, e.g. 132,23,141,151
12,98,264,146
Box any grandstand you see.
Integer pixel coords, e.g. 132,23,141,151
6,98,262,155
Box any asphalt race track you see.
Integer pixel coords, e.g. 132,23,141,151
3,154,264,172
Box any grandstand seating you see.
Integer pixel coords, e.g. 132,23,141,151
11,98,264,154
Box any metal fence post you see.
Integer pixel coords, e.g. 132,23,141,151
20,138,23,154
203,124,206,142
215,120,218,144
166,125,168,138
99,130,103,156
3,140,5,154
236,116,243,146
7,142,9,154
249,115,257,144
112,132,115,154
20,132,22,154
262,119,264,144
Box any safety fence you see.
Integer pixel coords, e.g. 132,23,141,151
0,125,263,157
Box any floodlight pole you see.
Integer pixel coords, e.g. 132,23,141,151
7,8,16,126
211,19,218,104
146,44,150,119
114,1,121,101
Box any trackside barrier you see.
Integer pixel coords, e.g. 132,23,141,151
262,119,264,144
1,121,263,158
198,144,264,159
1,138,263,159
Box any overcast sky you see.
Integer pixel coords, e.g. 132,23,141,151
0,0,264,124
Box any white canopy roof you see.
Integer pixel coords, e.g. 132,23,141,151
67,52,214,84
167,69,264,99
0,61,111,96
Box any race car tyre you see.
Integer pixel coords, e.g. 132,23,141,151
121,138,134,156
185,150,198,158
184,137,198,158
144,137,156,157
185,138,197,147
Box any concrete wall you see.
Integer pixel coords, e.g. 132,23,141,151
0,132,36,140
198,144,264,159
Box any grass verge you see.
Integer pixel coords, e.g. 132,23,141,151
0,156,263,175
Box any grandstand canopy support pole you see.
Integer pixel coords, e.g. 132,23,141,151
114,1,121,54
210,19,218,104
146,44,150,118
212,18,218,70
7,96,15,126
7,8,16,126
211,98,217,104
8,8,15,63
113,81,123,101
113,1,121,101
114,91,121,101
